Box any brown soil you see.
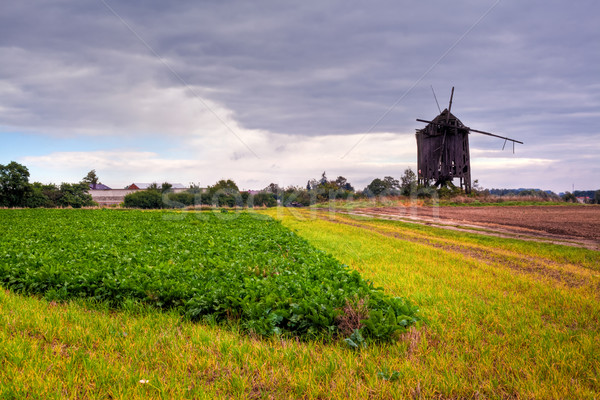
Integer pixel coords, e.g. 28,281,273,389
348,205,600,249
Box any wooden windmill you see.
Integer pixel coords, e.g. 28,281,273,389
415,87,523,193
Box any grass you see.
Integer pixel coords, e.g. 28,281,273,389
311,196,571,210
1,208,599,398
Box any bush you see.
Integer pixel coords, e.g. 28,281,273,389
167,192,196,207
124,190,164,209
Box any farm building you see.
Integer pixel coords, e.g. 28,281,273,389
88,183,111,190
90,183,188,206
126,183,186,190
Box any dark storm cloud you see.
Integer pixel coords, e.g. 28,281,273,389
0,1,502,134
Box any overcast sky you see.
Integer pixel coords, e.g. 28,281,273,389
1,0,599,192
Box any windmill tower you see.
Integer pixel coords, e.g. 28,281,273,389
415,87,523,193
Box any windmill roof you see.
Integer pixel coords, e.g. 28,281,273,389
431,109,465,127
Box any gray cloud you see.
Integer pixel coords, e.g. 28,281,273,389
1,0,599,191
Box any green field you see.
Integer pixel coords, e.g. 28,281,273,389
1,208,599,398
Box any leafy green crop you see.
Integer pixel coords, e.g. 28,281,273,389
0,209,418,341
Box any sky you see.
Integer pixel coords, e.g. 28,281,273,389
1,0,599,193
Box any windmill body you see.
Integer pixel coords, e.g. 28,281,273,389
416,109,472,192
416,87,522,194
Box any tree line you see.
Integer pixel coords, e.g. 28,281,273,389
3,160,597,209
122,169,424,209
0,161,422,209
0,162,95,208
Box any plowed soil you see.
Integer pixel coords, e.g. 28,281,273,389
351,205,600,249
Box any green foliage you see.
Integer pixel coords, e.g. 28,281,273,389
0,209,418,342
208,179,239,195
206,180,242,207
82,170,99,188
124,183,278,209
377,369,401,382
363,176,403,197
283,187,313,206
304,173,355,202
490,188,560,201
25,182,55,208
187,183,204,194
263,183,282,196
251,192,277,207
166,192,196,207
57,183,95,208
400,168,417,196
0,161,32,207
562,192,577,203
123,190,164,209
437,182,462,199
334,176,354,192
161,182,173,193
0,162,95,208
344,329,367,350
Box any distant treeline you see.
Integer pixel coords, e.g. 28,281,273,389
488,188,600,203
3,161,599,208
122,170,424,209
488,188,560,199
572,190,599,199
0,162,94,208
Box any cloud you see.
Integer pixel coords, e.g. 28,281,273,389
22,130,417,190
471,157,554,170
2,1,600,193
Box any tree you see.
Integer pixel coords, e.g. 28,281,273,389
400,168,417,196
147,183,160,191
25,182,60,208
82,169,100,189
335,176,354,192
208,179,239,195
383,176,400,190
264,183,281,194
57,183,95,208
0,161,32,207
161,182,173,193
319,171,328,186
594,190,600,204
207,179,242,207
562,192,577,203
365,176,402,197
187,183,204,195
365,178,388,196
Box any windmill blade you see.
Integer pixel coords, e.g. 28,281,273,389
431,85,442,114
467,127,524,144
416,119,524,144
446,87,455,124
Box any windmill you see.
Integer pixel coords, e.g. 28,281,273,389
415,87,523,193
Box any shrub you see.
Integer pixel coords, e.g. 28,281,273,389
123,190,164,209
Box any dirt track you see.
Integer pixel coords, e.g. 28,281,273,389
349,205,600,249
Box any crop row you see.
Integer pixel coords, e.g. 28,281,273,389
0,209,417,341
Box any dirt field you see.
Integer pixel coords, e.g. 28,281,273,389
349,205,600,249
